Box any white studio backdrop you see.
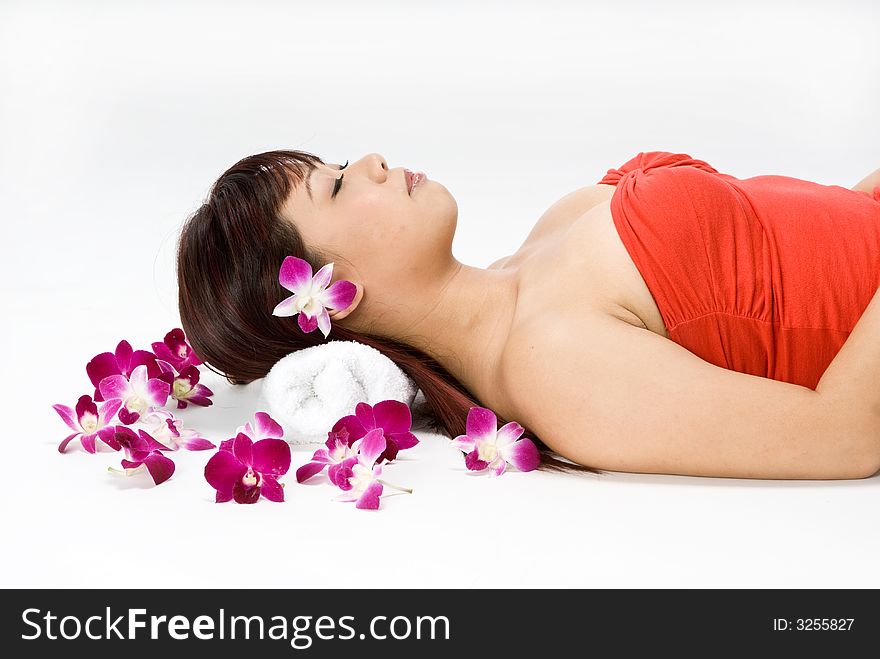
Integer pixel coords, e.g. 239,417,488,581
1,0,879,588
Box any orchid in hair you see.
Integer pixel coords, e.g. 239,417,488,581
451,406,540,477
271,255,357,338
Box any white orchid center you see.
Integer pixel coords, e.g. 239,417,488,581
172,379,192,399
242,468,259,487
349,463,373,492
477,440,498,462
126,395,147,414
80,412,98,434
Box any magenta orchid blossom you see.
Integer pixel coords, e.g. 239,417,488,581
451,406,540,477
295,426,358,485
333,428,412,510
142,409,216,451
204,431,291,504
332,400,419,465
108,427,175,485
52,395,122,453
156,361,214,409
271,255,357,338
151,328,202,371
86,340,160,402
98,364,170,425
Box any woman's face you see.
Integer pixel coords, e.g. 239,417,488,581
280,153,459,292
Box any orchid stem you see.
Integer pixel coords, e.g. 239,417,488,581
377,479,413,494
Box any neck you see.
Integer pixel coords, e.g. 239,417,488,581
356,260,520,400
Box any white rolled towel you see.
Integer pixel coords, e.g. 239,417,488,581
261,340,420,444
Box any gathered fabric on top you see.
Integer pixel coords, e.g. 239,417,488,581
598,151,880,390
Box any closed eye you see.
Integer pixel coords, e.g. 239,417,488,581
331,160,349,199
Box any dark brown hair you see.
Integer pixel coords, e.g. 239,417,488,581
176,149,603,475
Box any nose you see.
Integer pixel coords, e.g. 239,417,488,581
363,153,388,181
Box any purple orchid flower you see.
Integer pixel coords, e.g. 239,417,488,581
98,364,170,425
151,328,202,372
156,361,214,409
52,395,122,453
332,400,419,465
451,406,541,477
271,255,357,338
109,427,176,485
204,432,291,504
333,427,414,510
295,426,358,485
141,409,216,451
86,340,160,402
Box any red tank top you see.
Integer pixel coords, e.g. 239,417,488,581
597,151,880,390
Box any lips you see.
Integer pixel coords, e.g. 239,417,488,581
404,169,426,195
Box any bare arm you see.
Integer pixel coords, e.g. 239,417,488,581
815,284,880,448
852,167,880,195
503,309,880,480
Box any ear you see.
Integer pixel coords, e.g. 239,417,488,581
328,282,364,321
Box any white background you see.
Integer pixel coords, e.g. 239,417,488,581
1,0,879,588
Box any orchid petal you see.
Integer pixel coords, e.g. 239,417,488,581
252,412,284,440
495,421,525,448
311,262,334,290
296,461,327,483
372,400,412,434
279,255,313,293
390,431,419,451
115,340,134,372
219,438,234,452
450,435,475,453
260,475,284,502
316,306,332,338
500,438,541,473
355,480,383,510
297,312,318,333
75,395,98,424
232,481,261,504
80,434,97,454
179,437,216,451
465,406,498,441
204,449,246,497
128,364,148,391
354,402,377,431
144,377,170,407
332,415,366,442
232,432,254,466
272,294,299,318
309,448,332,463
142,453,175,485
58,432,81,453
96,425,121,450
464,449,489,471
52,404,80,432
86,352,120,395
488,456,507,478
97,398,122,425
357,428,387,465
320,279,357,311
98,375,131,402
117,408,141,425
251,438,291,476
